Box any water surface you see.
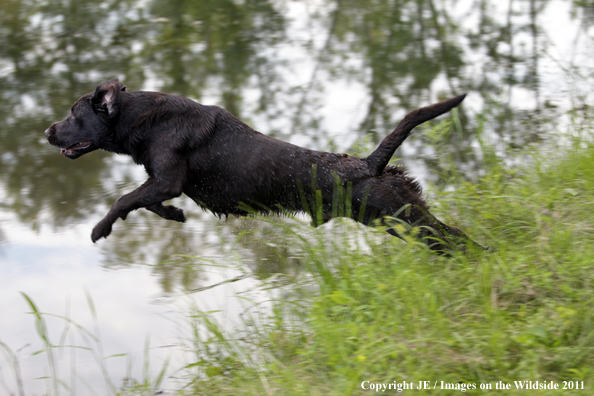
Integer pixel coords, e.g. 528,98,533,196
1,0,593,392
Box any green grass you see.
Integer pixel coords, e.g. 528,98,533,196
178,132,594,395
8,124,594,395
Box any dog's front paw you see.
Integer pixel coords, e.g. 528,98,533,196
146,203,186,222
163,205,186,222
91,220,113,243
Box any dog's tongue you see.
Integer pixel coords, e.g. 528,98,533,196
60,141,91,156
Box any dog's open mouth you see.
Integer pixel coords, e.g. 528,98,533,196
60,141,93,157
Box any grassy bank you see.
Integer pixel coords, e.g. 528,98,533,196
7,126,594,395
179,132,594,395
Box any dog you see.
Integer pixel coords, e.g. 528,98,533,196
45,78,483,253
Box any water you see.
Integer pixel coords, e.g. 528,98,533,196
1,0,593,392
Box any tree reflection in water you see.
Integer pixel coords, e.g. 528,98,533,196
0,0,593,289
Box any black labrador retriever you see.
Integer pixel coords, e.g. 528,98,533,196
45,78,483,252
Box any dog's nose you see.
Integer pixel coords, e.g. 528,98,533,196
44,125,54,138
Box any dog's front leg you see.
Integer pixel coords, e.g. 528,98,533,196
92,177,183,242
145,202,186,222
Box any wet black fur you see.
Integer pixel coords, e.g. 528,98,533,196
45,78,483,252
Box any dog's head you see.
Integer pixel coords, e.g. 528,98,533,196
44,78,126,159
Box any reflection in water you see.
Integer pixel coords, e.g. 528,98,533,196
1,0,592,279
1,0,593,389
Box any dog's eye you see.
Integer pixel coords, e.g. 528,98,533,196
92,103,107,114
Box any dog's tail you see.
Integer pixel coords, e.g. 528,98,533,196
365,94,466,176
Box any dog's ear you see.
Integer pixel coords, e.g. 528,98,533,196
92,78,126,119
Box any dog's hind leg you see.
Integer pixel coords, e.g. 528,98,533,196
430,219,488,252
373,209,472,254
350,174,483,254
383,212,487,254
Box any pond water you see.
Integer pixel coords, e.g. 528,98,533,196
1,0,593,393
